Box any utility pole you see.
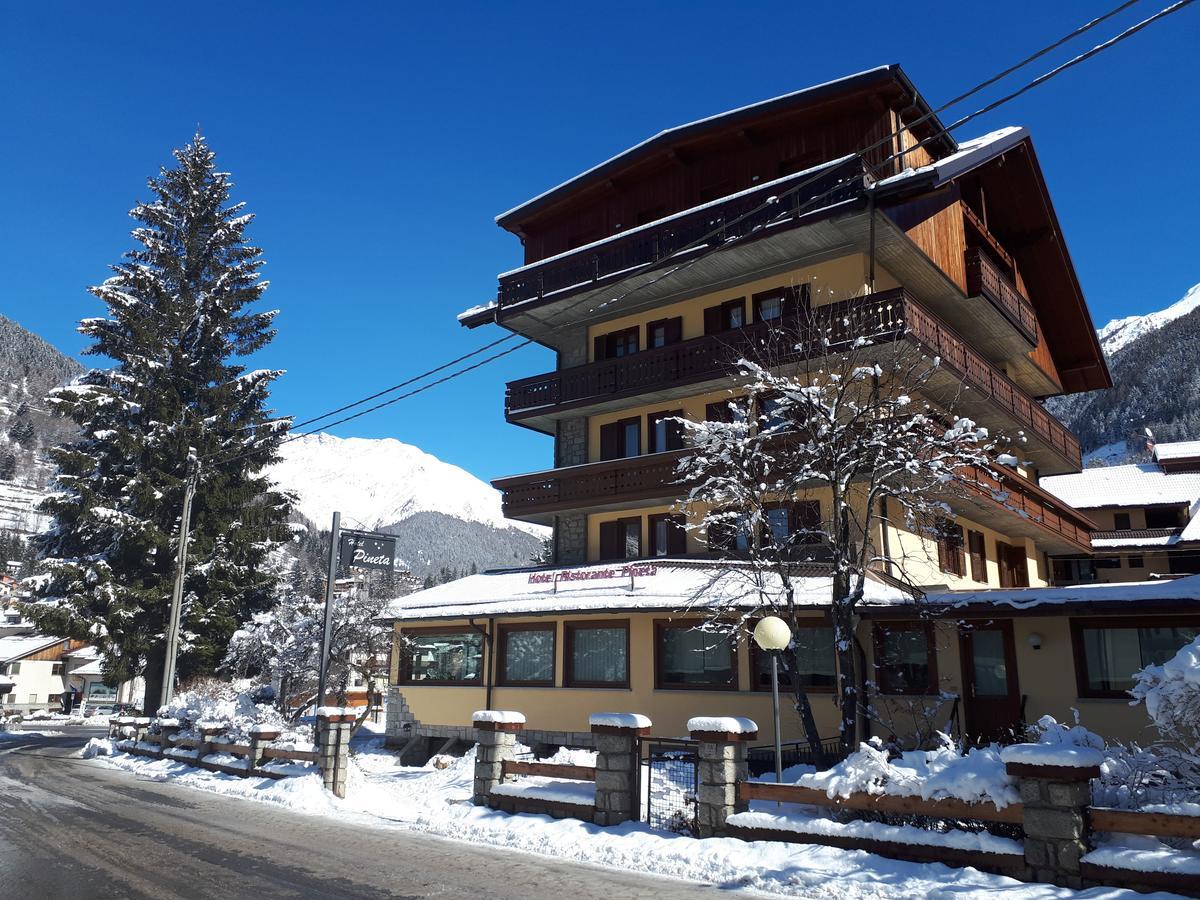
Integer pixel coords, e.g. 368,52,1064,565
160,456,200,711
316,511,341,714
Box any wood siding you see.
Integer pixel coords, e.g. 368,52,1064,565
23,639,85,662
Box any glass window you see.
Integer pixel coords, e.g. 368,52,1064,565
567,623,628,686
622,420,640,458
875,624,936,694
758,296,782,321
727,303,745,329
500,626,555,685
657,624,736,689
402,631,484,684
767,508,790,545
1078,623,1199,695
754,625,836,690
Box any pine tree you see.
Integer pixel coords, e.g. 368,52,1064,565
0,453,15,480
22,133,291,712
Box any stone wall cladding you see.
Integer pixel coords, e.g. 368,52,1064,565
554,512,587,565
473,725,519,805
1008,761,1098,889
692,733,751,837
592,729,641,826
558,327,589,368
555,417,587,467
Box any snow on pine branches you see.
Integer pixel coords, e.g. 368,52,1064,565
674,309,996,752
21,133,291,712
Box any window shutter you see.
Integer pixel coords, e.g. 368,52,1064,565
704,304,723,335
593,335,606,362
665,316,683,344
706,401,728,424
968,531,986,582
936,534,950,574
599,521,621,560
599,422,620,461
954,526,966,578
668,516,688,555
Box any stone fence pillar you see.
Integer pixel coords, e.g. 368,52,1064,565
1002,744,1102,889
472,710,525,805
316,708,355,798
248,725,281,770
197,723,224,758
590,713,651,827
157,718,182,756
689,717,758,838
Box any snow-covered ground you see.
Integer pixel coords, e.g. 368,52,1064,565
79,734,1187,899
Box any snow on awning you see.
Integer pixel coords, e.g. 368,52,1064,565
915,574,1200,614
379,559,907,622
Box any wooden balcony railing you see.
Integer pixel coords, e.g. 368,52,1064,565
964,246,1039,345
958,465,1094,553
506,289,1081,471
496,157,867,308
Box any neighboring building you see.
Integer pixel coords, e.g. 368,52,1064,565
1042,440,1200,584
0,635,87,714
382,66,1195,752
60,646,144,711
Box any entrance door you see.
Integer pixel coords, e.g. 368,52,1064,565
959,620,1021,744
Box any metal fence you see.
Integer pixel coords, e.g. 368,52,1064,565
638,738,698,834
746,738,846,777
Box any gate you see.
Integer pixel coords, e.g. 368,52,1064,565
637,737,698,834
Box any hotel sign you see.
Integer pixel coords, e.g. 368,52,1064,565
339,532,397,571
528,564,657,584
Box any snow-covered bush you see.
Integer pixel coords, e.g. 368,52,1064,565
160,678,298,743
1130,635,1200,760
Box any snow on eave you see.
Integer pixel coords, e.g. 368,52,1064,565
915,574,1200,612
1155,440,1200,461
494,65,907,227
874,126,1029,192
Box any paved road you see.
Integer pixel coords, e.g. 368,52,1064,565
0,729,750,900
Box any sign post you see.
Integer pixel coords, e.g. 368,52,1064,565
316,511,341,716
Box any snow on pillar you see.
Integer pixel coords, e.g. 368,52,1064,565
590,713,651,827
472,710,525,806
1001,743,1102,889
689,716,758,837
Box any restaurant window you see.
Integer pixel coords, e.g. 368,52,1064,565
703,297,745,334
873,622,938,694
752,624,836,691
936,521,966,578
565,621,629,687
649,513,687,557
598,517,641,560
646,316,682,349
399,630,484,684
1146,506,1183,529
497,623,555,686
648,409,684,453
967,530,987,583
655,620,737,690
599,417,640,461
1072,618,1200,697
593,326,639,362
1113,512,1131,531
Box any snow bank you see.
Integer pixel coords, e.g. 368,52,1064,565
1084,845,1200,876
687,716,757,734
589,713,651,729
1000,744,1104,768
727,811,1023,856
491,778,595,806
472,710,526,725
78,737,115,758
798,737,1019,808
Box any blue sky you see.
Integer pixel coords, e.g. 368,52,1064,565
2,2,1197,482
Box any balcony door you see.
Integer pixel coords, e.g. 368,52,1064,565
959,620,1021,745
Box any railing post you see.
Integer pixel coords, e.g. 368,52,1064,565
157,717,182,757
590,713,651,826
1002,744,1102,889
248,724,280,770
472,710,525,806
689,717,758,837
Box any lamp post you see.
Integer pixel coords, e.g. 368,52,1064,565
753,615,791,784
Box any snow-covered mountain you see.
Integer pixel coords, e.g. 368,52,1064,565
1096,281,1200,357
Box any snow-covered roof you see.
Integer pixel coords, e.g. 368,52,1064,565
920,574,1200,612
495,66,921,226
379,560,907,622
1040,464,1200,509
69,658,103,676
874,126,1028,191
1155,440,1200,462
0,634,63,663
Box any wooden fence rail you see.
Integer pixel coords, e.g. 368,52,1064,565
736,781,1024,825
1088,807,1200,840
501,760,597,781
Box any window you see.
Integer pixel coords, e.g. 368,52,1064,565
707,513,754,555
705,398,748,425
648,410,684,453
1072,618,1200,697
399,630,484,684
646,317,682,349
758,395,788,432
752,286,807,324
4,614,18,624
598,417,640,460
8,662,19,676
649,513,687,557
752,624,836,691
593,327,639,362
967,531,987,583
1127,555,1144,568
598,518,641,560
1094,556,1121,569
1146,507,1183,529
1113,512,1131,530
763,501,822,551
655,620,737,690
874,622,938,694
27,694,37,704
565,621,629,687
936,521,966,578
51,663,63,676
703,298,746,334
497,623,555,686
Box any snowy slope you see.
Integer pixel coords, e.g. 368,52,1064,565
267,432,545,537
1097,281,1200,357
0,480,49,535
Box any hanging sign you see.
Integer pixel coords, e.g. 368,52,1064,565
339,532,397,571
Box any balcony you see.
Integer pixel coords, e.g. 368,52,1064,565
506,289,1082,474
964,246,1039,351
493,453,1094,556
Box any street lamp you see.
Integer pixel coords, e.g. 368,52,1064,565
753,616,791,784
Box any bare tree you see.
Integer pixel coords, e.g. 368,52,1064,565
675,301,996,753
